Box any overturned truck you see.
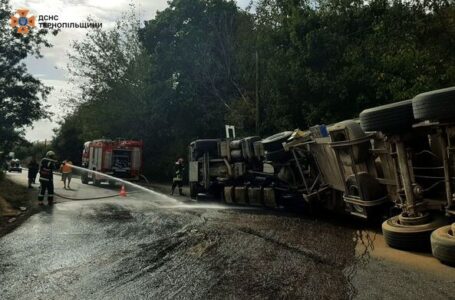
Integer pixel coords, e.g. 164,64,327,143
189,122,390,218
189,87,455,266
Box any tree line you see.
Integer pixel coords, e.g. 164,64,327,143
45,0,455,179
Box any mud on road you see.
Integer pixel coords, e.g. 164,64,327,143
120,209,358,299
1,174,454,299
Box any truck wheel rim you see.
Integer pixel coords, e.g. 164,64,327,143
398,211,430,226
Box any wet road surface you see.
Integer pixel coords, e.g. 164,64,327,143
1,172,454,299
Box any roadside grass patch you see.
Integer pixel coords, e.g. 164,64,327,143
0,177,33,230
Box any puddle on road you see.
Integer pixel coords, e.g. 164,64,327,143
344,230,376,299
346,228,455,299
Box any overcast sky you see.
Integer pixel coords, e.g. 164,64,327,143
9,0,250,142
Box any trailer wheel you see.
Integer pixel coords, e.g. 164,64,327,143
261,131,293,152
431,224,455,266
412,87,455,121
382,214,446,251
359,100,414,133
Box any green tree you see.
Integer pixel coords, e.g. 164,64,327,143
0,1,55,152
252,0,455,130
59,8,156,170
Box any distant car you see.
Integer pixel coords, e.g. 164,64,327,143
8,159,22,173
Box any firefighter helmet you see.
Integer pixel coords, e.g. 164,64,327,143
46,151,56,158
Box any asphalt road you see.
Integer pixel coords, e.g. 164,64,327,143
1,172,454,299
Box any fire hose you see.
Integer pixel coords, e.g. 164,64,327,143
53,193,130,201
25,168,152,201
54,188,142,201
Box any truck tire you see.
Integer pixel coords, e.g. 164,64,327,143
241,136,261,160
382,214,446,251
346,172,386,201
431,224,455,266
192,139,220,158
230,149,243,162
359,100,414,133
412,87,455,121
229,140,242,150
261,131,293,152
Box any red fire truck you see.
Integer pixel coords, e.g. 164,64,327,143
81,139,143,185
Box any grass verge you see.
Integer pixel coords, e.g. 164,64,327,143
0,177,38,237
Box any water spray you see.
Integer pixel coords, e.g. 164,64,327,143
57,164,179,203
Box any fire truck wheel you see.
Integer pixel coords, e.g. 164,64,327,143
412,87,455,121
431,224,455,266
359,99,415,133
345,172,386,201
382,214,447,252
261,131,293,152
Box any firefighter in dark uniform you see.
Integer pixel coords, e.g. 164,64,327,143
38,151,59,206
171,158,185,196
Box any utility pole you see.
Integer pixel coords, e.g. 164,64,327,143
255,50,259,135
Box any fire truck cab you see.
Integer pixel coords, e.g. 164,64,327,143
81,139,143,185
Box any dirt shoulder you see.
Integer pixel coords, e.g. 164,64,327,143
0,175,39,237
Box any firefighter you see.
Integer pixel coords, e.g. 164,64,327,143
38,151,59,206
171,158,185,196
27,158,39,188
